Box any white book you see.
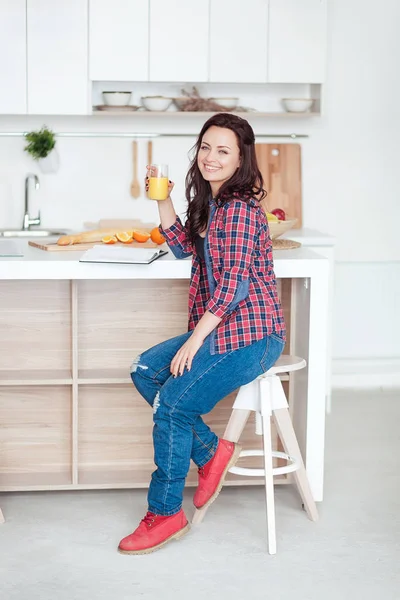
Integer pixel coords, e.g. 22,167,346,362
79,245,168,265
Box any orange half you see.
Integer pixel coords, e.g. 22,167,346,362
116,231,133,244
132,229,151,243
102,235,117,244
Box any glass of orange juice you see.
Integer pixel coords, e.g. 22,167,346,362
148,164,169,201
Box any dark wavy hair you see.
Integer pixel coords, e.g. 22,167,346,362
185,112,266,243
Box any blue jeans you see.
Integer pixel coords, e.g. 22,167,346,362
130,331,284,516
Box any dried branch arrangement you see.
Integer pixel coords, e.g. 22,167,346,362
174,87,254,112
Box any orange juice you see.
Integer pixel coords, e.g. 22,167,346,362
148,177,169,200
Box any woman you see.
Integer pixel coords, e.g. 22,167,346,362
119,113,286,555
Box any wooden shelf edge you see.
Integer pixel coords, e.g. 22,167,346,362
77,378,131,385
0,478,289,492
0,380,73,386
92,109,320,118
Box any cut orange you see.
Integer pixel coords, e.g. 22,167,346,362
150,227,165,245
116,231,133,244
132,229,151,243
102,235,117,244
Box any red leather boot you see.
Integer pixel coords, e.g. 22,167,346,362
118,509,190,555
193,439,242,510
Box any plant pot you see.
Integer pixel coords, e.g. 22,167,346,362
38,149,60,174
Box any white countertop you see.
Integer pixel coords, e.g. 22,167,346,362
282,227,335,247
0,236,330,280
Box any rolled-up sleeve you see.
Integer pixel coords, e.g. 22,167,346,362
159,216,193,259
206,201,257,319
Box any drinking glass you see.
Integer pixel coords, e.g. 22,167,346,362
148,164,169,201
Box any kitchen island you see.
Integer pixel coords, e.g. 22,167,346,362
0,235,331,522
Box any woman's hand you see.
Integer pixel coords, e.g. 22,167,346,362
170,333,204,377
145,166,174,199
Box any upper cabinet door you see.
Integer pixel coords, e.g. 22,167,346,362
0,1,26,114
210,0,268,83
27,0,89,114
149,0,209,82
268,0,327,83
89,0,149,81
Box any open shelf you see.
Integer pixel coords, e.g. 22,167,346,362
92,109,320,118
78,369,131,385
0,369,72,386
0,470,71,490
0,385,72,489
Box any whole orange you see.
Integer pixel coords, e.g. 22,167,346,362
150,227,166,245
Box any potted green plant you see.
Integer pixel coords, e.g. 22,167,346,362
24,126,59,174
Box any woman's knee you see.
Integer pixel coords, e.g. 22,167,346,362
130,350,151,378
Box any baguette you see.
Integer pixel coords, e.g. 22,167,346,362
57,229,124,246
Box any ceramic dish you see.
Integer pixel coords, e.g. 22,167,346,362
281,98,314,113
141,96,173,111
102,91,132,106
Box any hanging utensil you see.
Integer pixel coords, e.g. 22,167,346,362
130,140,140,198
146,140,153,199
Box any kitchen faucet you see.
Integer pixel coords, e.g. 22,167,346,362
23,173,41,230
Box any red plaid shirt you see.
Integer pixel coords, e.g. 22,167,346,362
160,196,286,354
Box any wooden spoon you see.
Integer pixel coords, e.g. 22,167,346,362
130,140,140,198
146,140,153,198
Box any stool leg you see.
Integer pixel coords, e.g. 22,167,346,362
262,413,277,555
0,508,4,524
192,408,251,525
273,408,319,522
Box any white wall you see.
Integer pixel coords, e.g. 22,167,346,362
0,0,399,375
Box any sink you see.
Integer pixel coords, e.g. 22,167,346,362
0,229,67,238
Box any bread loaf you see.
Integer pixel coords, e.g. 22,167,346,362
57,229,123,246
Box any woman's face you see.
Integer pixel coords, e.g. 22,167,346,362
197,126,241,195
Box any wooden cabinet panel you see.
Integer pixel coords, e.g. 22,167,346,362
77,280,188,373
0,281,71,373
78,384,154,486
0,0,26,114
27,0,89,114
0,386,72,488
149,0,209,82
268,0,327,83
210,0,268,83
89,0,149,81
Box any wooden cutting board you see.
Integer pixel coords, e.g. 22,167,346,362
255,143,302,226
29,239,159,252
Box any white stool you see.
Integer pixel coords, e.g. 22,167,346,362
0,508,3,524
192,355,318,554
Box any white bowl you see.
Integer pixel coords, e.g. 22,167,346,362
209,97,239,109
281,98,314,113
141,96,173,111
172,97,191,110
102,91,132,107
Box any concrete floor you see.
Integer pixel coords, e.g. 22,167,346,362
1,389,399,600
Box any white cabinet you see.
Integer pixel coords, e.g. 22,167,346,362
27,0,89,115
209,0,268,83
89,0,149,81
268,0,327,83
149,0,209,82
0,0,26,114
